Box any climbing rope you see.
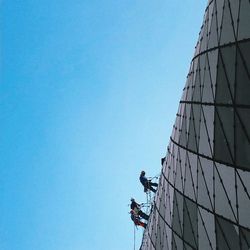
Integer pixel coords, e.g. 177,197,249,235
148,173,160,181
145,191,154,215
133,224,136,250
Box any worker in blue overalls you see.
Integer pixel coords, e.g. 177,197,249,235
139,171,158,193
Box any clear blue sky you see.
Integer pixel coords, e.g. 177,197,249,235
0,1,207,249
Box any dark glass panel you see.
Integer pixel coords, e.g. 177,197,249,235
219,0,235,45
216,217,240,250
208,1,218,49
214,107,234,164
172,191,182,237
183,198,198,249
235,109,250,169
238,0,250,40
215,47,235,104
235,46,250,105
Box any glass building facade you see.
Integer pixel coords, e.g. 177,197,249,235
140,0,250,249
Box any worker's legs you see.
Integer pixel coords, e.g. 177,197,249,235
149,185,157,193
139,210,149,220
135,220,147,228
150,182,158,187
138,221,147,228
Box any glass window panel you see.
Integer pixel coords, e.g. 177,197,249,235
150,226,157,248
216,217,240,250
166,223,172,250
202,54,215,103
240,228,250,250
172,191,182,237
215,164,236,222
168,184,174,224
173,233,183,250
201,13,209,52
207,1,214,35
184,162,196,201
175,154,183,192
238,0,250,40
216,0,225,33
173,158,178,187
222,45,236,99
199,53,206,93
216,163,237,219
237,169,250,199
175,191,184,233
203,105,214,155
214,107,234,164
198,157,213,210
165,186,172,226
208,2,218,49
197,20,205,53
180,103,185,118
238,41,250,79
193,56,204,102
181,86,187,102
185,83,192,103
169,141,174,158
155,237,161,250
179,148,187,189
155,220,163,250
184,243,193,250
188,152,198,194
149,243,154,250
162,226,169,250
179,109,187,148
236,47,250,105
168,155,174,186
159,184,167,218
170,125,176,140
214,114,232,164
173,143,178,164
187,59,198,102
193,104,202,148
199,207,216,250
185,103,191,137
183,64,194,102
193,58,199,77
187,108,198,152
219,0,235,45
184,152,197,200
173,115,180,143
215,50,234,104
207,49,218,94
165,153,171,180
235,109,250,169
194,40,201,58
183,198,198,249
199,107,212,158
198,209,212,250
192,69,202,102
228,0,240,33
237,173,250,228
172,233,177,250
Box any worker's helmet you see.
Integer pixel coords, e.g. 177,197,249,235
141,170,145,176
131,198,135,202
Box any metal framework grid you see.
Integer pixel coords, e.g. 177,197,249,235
140,0,250,249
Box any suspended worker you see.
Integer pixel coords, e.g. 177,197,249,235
130,198,149,220
130,210,147,229
140,170,158,193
